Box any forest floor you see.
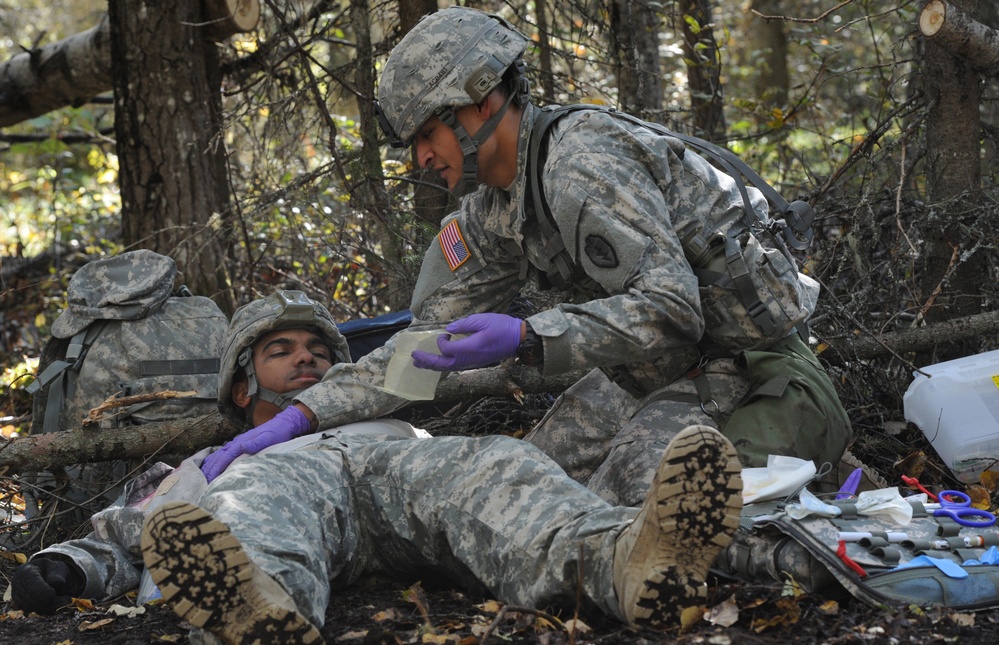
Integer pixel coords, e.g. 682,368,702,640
0,556,995,644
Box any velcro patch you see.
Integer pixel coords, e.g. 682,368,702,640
585,234,619,268
439,220,471,271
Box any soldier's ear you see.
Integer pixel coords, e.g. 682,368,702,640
232,382,251,409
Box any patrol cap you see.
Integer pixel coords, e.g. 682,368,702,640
51,250,177,339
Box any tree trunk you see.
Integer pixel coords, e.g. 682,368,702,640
918,0,986,329
109,1,236,313
677,0,726,141
610,0,664,123
534,0,557,105
745,0,790,111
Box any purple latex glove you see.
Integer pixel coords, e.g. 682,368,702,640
412,313,523,372
201,406,312,482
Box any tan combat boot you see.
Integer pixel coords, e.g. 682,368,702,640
613,425,743,628
141,501,324,645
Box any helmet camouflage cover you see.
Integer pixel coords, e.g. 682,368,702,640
376,6,530,147
217,290,350,422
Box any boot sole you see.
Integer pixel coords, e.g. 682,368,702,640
627,425,743,628
140,501,324,645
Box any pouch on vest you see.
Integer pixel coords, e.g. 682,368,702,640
683,224,817,352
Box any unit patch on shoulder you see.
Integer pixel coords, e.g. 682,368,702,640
439,219,471,271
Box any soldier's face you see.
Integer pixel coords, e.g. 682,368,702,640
232,328,333,426
413,104,484,190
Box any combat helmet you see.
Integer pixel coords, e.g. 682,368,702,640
217,290,350,424
374,6,531,195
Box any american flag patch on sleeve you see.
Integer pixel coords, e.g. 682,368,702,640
438,219,471,271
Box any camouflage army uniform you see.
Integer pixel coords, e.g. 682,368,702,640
194,431,638,628
296,103,850,508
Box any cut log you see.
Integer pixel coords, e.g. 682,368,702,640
1,364,583,474
0,413,238,475
919,0,999,74
0,15,112,128
0,0,260,128
822,309,999,365
203,0,262,41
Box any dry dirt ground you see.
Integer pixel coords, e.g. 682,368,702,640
1,556,997,645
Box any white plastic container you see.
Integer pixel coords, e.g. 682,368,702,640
903,349,999,483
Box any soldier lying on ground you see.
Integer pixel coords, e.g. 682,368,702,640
13,290,745,645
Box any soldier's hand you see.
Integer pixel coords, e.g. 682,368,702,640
11,558,84,615
201,405,313,482
412,313,524,371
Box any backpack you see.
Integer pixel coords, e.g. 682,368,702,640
526,104,817,352
24,250,228,519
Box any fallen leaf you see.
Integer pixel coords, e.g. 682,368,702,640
704,595,739,627
950,613,975,627
421,634,459,644
564,618,591,633
780,577,804,597
153,635,183,643
336,630,369,641
895,451,927,479
476,600,503,614
679,605,706,631
708,635,732,645
79,618,114,631
372,607,407,622
0,552,26,564
965,485,991,510
73,597,95,611
817,600,839,616
107,604,146,617
980,470,999,492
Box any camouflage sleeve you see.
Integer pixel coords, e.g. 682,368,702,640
296,205,525,431
525,111,706,376
33,534,142,601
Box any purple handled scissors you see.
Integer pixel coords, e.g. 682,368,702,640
931,490,997,528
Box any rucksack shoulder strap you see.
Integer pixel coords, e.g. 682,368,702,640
526,105,592,289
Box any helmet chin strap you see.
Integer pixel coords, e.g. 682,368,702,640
238,347,304,424
438,88,518,197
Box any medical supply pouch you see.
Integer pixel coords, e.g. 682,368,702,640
25,250,227,519
721,333,852,469
681,223,818,352
739,496,999,610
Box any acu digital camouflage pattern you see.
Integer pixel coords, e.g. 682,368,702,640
376,6,529,146
38,249,226,430
733,496,999,609
187,432,636,628
26,250,226,518
295,103,851,500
